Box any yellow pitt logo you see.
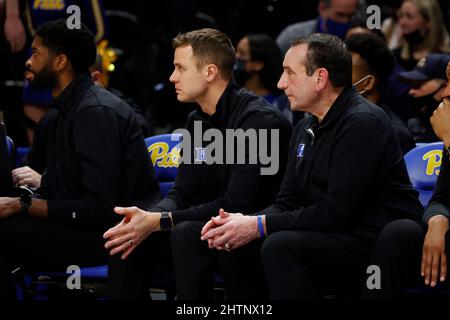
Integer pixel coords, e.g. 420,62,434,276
148,142,180,168
33,0,65,10
423,150,442,176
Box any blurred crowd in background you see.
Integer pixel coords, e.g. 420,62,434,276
1,0,450,149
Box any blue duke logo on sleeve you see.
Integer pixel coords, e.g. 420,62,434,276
195,147,206,162
297,143,305,158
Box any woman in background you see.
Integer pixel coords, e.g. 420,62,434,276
394,0,450,70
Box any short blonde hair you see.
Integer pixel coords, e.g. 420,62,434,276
172,28,235,79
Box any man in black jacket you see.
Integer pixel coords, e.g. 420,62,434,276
103,28,292,299
201,33,423,299
0,19,160,299
11,52,152,189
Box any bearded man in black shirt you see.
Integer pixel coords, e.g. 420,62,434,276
0,19,160,299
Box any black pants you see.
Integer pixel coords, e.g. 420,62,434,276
108,230,173,300
0,215,107,299
171,221,268,300
361,219,450,299
261,229,376,300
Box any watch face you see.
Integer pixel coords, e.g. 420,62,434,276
160,212,172,230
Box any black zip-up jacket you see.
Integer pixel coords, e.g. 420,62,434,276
23,88,151,174
152,81,292,224
261,87,423,235
379,103,415,155
39,74,160,230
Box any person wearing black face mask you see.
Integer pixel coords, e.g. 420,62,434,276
276,0,358,55
234,34,283,103
232,57,251,88
399,53,450,142
234,34,294,123
394,0,450,71
403,29,425,47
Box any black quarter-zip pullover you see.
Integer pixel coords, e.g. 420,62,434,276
262,87,423,235
152,80,292,224
40,74,160,230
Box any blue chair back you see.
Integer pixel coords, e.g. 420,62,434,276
404,142,444,207
145,133,182,197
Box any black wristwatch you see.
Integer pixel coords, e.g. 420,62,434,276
160,212,172,230
20,187,33,215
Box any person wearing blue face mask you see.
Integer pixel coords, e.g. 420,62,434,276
276,0,358,55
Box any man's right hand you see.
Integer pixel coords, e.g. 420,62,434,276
421,215,449,287
11,166,42,189
201,209,232,249
103,207,160,259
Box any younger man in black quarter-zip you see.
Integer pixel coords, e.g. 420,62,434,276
201,33,424,299
0,20,160,299
103,29,292,300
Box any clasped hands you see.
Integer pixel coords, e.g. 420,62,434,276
103,206,259,259
200,209,260,252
